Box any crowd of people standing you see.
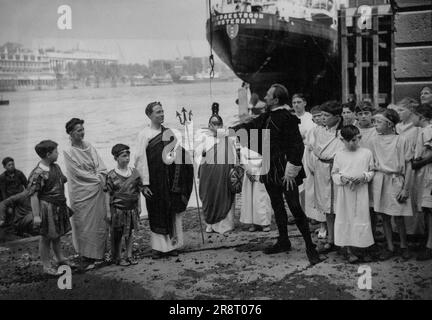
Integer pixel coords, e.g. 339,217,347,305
1,84,432,275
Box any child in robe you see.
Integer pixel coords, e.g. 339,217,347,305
311,101,345,253
105,144,144,266
28,140,74,275
393,98,423,236
411,104,432,261
370,109,414,261
240,146,272,232
332,125,375,263
304,105,326,239
355,101,381,245
342,101,357,126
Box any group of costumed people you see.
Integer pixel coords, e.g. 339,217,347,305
296,86,432,263
1,84,432,275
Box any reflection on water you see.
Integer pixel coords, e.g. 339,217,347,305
0,80,241,177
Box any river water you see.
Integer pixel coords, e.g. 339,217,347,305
0,80,242,177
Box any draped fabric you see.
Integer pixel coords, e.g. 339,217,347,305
395,123,423,234
312,125,345,214
239,147,272,226
145,127,193,236
198,136,235,225
63,142,108,260
370,134,413,217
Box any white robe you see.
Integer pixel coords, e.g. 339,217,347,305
394,123,422,234
332,148,375,247
134,126,183,252
312,125,345,214
370,134,413,217
239,147,273,226
303,125,326,222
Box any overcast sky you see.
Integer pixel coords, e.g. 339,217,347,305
0,0,211,63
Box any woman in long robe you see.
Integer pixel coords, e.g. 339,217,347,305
63,118,108,262
198,114,236,235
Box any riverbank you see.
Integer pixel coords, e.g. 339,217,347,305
1,203,431,300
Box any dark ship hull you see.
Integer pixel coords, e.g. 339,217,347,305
206,12,340,105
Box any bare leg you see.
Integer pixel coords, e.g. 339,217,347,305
125,234,133,259
370,208,377,239
381,214,394,251
39,236,51,268
394,216,408,249
326,213,335,244
52,237,66,262
112,228,122,263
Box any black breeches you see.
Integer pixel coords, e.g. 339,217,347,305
265,183,313,248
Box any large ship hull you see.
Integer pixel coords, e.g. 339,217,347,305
206,12,340,105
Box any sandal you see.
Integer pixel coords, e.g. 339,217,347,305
347,253,360,264
56,259,78,269
317,229,327,239
118,259,130,266
317,242,337,254
43,266,60,276
248,225,257,232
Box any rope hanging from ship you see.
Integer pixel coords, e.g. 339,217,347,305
208,0,215,101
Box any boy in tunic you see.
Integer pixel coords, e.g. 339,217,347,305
355,101,380,244
105,144,143,266
393,98,423,236
332,125,375,263
304,105,326,238
28,140,74,275
370,109,413,260
411,104,432,260
312,101,345,253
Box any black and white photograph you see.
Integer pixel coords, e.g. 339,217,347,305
0,0,431,303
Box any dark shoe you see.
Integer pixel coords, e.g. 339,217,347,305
416,248,432,261
306,246,321,265
400,247,412,260
263,241,292,254
378,249,395,261
151,251,168,259
168,250,179,257
287,216,296,225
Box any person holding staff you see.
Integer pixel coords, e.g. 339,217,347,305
135,102,193,259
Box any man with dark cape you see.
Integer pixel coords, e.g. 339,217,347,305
135,101,193,258
231,84,321,265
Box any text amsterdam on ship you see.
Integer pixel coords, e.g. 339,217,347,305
206,0,350,105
